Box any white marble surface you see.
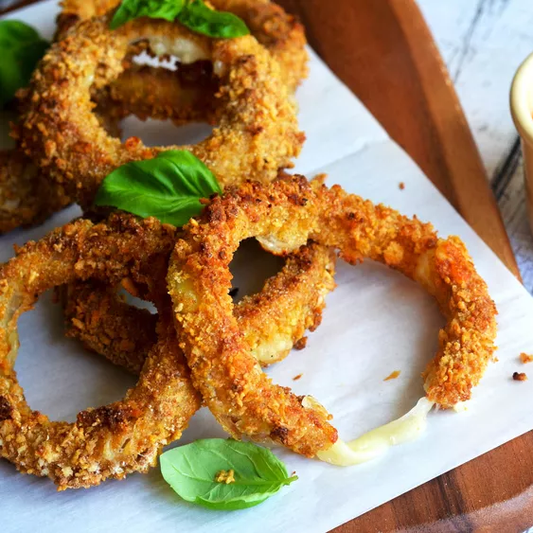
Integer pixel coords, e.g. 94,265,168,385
418,0,533,290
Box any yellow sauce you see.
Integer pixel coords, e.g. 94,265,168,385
316,397,434,466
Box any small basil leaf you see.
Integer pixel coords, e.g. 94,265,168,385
94,150,222,226
110,0,185,30
178,0,249,38
160,438,297,510
0,20,48,108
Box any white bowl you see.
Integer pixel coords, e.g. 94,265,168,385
511,52,533,233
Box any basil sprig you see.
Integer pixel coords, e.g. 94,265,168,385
0,20,49,108
160,439,297,510
111,0,249,38
110,0,185,30
178,0,249,38
94,150,222,226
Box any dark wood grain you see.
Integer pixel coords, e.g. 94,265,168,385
278,0,519,279
2,0,531,531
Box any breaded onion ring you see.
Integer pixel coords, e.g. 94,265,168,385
0,214,202,489
93,62,218,128
166,176,497,459
1,102,128,235
20,16,304,208
60,242,335,373
58,0,308,90
3,0,306,233
0,150,70,233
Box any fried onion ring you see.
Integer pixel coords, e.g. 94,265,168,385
0,150,70,234
0,214,202,489
58,0,308,90
166,176,497,459
60,241,336,373
20,16,304,208
1,101,128,235
93,62,218,128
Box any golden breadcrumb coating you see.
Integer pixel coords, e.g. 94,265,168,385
0,214,201,490
2,0,307,234
94,62,219,127
0,150,70,234
20,16,304,208
58,0,308,90
61,242,335,372
167,176,497,458
0,211,335,489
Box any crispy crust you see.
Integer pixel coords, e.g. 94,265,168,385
0,211,336,488
0,150,70,234
94,62,219,127
20,16,304,208
61,242,336,372
58,0,308,132
58,0,308,90
60,280,159,375
166,176,497,457
0,214,203,490
0,103,126,235
3,0,307,234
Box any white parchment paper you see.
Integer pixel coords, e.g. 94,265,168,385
2,2,533,532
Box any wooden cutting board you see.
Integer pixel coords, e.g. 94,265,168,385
2,0,531,531
277,1,531,532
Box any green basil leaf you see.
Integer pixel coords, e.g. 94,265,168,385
160,439,297,510
94,150,222,226
178,0,249,38
110,0,185,30
0,20,48,108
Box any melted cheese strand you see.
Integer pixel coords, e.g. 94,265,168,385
316,397,434,466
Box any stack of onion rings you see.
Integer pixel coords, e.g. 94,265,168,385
0,211,336,489
2,0,308,233
20,15,305,208
0,175,498,485
0,0,499,494
60,241,335,374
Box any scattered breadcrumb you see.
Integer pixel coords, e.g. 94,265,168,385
293,337,307,350
513,372,528,381
399,182,405,190
520,352,533,364
215,469,235,484
293,373,303,381
384,370,401,381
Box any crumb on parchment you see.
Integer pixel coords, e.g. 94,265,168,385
513,372,528,381
215,469,235,484
399,182,405,190
384,370,401,381
520,353,533,364
293,337,307,350
293,373,303,381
